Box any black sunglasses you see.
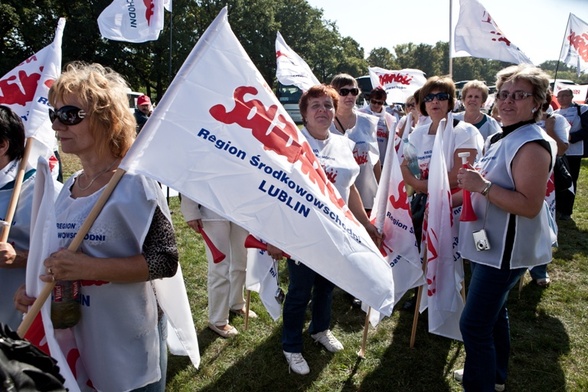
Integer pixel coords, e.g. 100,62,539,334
424,92,450,103
339,88,359,96
49,106,87,125
370,100,385,105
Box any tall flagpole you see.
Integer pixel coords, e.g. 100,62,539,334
554,13,572,87
166,6,173,205
449,0,453,78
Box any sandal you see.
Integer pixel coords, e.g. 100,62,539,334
208,323,238,338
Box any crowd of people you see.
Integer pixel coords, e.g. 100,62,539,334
1,57,587,391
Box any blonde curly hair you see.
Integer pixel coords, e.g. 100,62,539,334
49,62,136,158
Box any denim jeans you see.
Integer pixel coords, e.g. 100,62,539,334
460,262,526,392
529,264,549,281
282,259,334,353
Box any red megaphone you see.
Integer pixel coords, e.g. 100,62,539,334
244,235,290,259
458,152,477,222
199,227,226,263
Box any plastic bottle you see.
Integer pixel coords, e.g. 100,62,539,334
51,280,81,329
403,140,421,179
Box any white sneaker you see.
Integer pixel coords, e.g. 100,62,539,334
453,368,505,391
283,351,310,375
311,329,344,352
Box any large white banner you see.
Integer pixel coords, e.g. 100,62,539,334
454,0,532,64
119,7,395,316
275,31,320,92
98,0,165,42
0,18,64,165
559,13,588,76
368,67,426,104
366,129,424,326
420,119,464,341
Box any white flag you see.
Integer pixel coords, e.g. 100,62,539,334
0,18,64,166
119,7,395,316
366,130,424,326
421,120,464,341
454,0,532,64
275,31,320,92
368,67,426,104
98,0,164,43
559,13,588,76
246,242,282,321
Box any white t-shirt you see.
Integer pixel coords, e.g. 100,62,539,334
329,111,380,208
302,127,359,203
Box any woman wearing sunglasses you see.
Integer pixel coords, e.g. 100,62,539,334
399,76,483,309
17,62,178,391
456,65,556,391
330,74,381,215
454,80,502,142
359,87,397,165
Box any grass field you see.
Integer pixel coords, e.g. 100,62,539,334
61,153,588,392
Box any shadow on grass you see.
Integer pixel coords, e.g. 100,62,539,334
507,281,569,391
358,304,457,392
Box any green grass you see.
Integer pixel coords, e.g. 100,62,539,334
61,153,588,391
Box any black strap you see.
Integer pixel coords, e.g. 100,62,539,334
335,117,346,133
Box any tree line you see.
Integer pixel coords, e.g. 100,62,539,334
2,0,586,101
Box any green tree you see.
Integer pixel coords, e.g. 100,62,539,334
367,47,399,70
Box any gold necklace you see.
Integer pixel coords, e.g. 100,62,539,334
467,112,483,124
77,160,118,191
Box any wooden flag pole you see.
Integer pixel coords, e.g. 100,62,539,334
410,250,428,349
0,139,33,243
357,307,371,359
244,290,251,331
17,168,126,337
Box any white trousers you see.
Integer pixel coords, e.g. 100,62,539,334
202,220,249,325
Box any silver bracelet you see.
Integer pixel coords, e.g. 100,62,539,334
481,182,493,197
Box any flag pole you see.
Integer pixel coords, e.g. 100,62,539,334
17,168,126,337
0,139,34,243
448,0,453,78
357,307,371,358
554,13,572,86
244,290,251,331
410,247,427,348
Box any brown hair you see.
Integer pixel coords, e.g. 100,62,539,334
299,85,339,125
419,76,456,116
330,73,358,91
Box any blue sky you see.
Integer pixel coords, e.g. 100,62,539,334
306,0,588,65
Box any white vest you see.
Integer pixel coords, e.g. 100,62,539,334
56,172,166,391
459,124,556,269
0,165,35,330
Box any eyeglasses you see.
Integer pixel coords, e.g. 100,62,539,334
49,106,87,125
406,103,416,108
339,88,359,96
423,92,450,102
370,100,385,105
496,91,533,101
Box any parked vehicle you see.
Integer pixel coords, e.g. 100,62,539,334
276,83,303,124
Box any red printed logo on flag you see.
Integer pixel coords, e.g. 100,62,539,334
0,56,44,107
210,86,356,222
144,0,155,25
567,30,588,62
